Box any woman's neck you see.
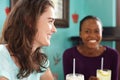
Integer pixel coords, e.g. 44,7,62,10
77,45,106,57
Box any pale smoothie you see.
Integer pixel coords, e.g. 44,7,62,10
66,73,84,80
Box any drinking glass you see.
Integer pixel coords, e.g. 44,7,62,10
66,73,84,80
96,69,111,80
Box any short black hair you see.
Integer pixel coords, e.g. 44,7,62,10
79,15,102,31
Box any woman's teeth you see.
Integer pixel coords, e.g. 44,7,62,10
89,40,96,43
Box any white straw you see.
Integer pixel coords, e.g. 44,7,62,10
101,57,104,70
73,58,75,76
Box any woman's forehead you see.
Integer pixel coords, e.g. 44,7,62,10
81,19,102,29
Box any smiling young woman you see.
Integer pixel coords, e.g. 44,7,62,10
0,0,56,80
63,15,119,80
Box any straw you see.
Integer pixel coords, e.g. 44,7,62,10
101,57,104,70
73,58,75,76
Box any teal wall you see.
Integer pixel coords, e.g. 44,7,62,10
0,0,116,80
84,0,116,26
0,0,9,33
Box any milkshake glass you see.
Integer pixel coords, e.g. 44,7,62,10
66,73,84,80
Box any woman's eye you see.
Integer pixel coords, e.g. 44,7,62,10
48,18,55,24
95,30,100,33
49,20,54,24
49,20,53,23
85,30,90,33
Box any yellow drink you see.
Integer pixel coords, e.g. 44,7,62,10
97,69,111,80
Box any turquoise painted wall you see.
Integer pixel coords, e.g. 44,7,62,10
0,0,116,80
84,0,116,26
0,0,9,33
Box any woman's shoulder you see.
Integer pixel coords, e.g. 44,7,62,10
104,46,119,56
0,45,17,80
63,46,78,57
0,44,10,57
105,46,118,52
0,44,5,50
0,44,8,52
0,44,11,64
64,46,77,52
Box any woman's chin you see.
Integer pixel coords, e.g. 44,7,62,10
44,42,51,46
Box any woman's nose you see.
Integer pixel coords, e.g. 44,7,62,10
89,32,96,38
52,25,57,33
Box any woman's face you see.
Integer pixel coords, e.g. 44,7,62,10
80,19,102,49
33,6,57,48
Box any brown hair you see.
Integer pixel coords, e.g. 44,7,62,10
0,0,54,79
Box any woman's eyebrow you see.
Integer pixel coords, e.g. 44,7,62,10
48,17,55,21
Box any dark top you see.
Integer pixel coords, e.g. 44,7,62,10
63,46,119,80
